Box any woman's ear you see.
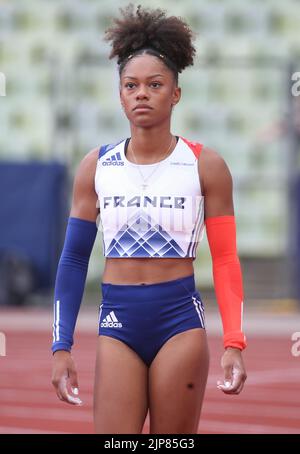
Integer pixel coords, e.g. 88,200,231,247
119,92,124,110
172,86,181,106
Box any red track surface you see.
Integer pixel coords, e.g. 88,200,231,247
0,309,300,434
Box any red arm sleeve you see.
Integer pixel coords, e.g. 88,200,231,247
205,215,247,350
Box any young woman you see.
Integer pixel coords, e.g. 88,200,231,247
51,4,247,434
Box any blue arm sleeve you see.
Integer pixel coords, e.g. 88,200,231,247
52,217,98,354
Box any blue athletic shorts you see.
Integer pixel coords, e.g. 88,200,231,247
98,274,205,367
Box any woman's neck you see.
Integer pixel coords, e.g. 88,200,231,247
127,127,175,163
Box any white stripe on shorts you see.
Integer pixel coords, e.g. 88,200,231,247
192,296,205,328
98,303,104,326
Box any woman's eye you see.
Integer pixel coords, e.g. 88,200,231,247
124,82,161,89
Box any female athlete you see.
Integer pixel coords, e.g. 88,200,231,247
51,4,247,434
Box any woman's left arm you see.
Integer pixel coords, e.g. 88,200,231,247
198,146,247,395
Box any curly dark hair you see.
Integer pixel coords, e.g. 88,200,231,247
104,3,197,84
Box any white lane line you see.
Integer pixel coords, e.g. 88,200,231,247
0,405,92,422
207,368,300,387
198,419,300,434
202,402,300,420
0,426,71,434
0,389,92,406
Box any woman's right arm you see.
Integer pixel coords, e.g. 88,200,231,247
51,148,99,405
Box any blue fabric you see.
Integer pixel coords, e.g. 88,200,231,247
0,162,68,289
98,274,205,367
98,139,124,159
52,217,97,353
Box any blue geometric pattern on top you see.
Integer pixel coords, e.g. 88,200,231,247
98,139,124,159
106,210,185,257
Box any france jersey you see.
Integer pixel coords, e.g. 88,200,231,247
95,135,204,259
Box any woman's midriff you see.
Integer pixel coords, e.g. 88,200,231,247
102,257,195,285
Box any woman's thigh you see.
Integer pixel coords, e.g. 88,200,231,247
93,335,148,434
148,328,209,434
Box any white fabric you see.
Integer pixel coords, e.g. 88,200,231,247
95,136,205,258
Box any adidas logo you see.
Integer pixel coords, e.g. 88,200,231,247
102,151,124,166
100,311,123,328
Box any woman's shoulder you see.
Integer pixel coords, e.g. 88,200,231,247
77,137,126,175
198,145,233,194
74,147,100,187
77,147,100,170
199,145,230,172
180,136,225,166
81,147,100,165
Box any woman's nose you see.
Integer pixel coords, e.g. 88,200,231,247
136,85,149,99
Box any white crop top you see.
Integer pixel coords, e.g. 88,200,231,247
95,135,205,258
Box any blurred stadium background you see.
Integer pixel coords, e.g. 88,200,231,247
0,0,300,434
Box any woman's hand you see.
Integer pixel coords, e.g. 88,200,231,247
217,347,247,395
51,350,83,405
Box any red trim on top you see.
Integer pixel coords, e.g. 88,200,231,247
180,136,203,159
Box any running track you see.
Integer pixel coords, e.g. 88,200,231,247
0,307,300,434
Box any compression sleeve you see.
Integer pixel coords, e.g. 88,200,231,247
205,215,247,350
52,217,98,354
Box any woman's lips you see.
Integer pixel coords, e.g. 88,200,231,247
133,105,153,111
133,107,153,114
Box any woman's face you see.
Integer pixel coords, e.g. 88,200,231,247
119,54,181,128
